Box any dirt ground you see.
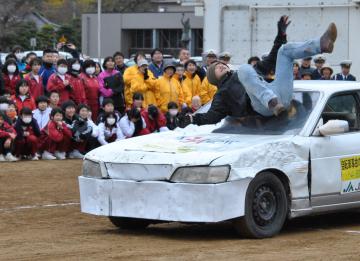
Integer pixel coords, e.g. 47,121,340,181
1,160,360,261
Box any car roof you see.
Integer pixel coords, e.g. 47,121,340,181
294,80,360,94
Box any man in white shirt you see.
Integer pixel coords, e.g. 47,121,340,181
32,96,52,129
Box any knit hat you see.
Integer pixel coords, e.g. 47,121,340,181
206,61,229,86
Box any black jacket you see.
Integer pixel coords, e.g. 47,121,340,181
254,34,287,78
193,72,254,126
331,73,356,81
104,73,126,114
14,118,41,140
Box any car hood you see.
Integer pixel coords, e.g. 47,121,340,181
85,129,294,166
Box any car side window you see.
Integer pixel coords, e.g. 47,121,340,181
322,93,359,131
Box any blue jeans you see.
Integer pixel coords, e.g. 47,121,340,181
237,38,321,116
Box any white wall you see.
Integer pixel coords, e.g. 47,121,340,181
203,0,360,77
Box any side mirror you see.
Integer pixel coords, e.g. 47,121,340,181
318,120,349,136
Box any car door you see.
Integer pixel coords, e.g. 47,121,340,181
310,92,360,208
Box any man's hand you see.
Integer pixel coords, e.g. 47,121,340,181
8,133,16,140
56,121,63,129
4,138,11,148
277,15,291,36
63,79,70,86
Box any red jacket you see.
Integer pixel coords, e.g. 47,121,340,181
69,74,87,105
47,73,71,105
141,109,167,133
0,121,16,139
11,95,36,113
3,74,22,95
81,74,99,106
24,73,44,100
42,120,72,143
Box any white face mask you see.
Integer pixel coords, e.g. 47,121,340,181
85,67,96,75
0,103,9,111
72,63,81,71
169,109,178,117
22,117,32,124
58,67,68,75
7,65,16,74
107,118,116,125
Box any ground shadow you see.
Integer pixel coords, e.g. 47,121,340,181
97,210,360,240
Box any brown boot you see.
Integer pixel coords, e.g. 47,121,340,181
268,98,286,117
320,23,337,53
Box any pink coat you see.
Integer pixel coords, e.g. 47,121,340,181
97,69,119,98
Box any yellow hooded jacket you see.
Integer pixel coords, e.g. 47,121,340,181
182,71,201,106
130,69,159,108
200,76,218,104
156,74,184,113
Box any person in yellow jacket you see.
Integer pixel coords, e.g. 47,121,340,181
182,59,201,106
200,76,218,104
156,62,185,113
130,59,159,108
123,53,152,107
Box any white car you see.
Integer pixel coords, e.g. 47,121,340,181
79,81,360,238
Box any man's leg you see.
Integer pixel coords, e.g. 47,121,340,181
270,23,337,109
237,64,277,116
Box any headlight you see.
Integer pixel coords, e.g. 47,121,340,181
170,165,230,184
83,160,107,178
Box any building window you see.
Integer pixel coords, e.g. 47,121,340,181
129,30,153,48
158,29,182,49
192,29,203,56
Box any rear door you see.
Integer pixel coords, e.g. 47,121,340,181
310,92,360,207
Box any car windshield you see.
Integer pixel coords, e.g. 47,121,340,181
213,91,320,135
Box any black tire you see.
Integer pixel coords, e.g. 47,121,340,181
109,217,151,230
233,172,288,238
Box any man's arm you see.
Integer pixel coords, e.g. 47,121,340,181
191,92,229,126
254,16,290,77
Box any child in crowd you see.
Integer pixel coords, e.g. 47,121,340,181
191,95,202,112
70,104,99,158
6,101,18,125
97,112,124,145
48,90,60,109
68,58,87,105
97,98,121,124
47,59,72,105
14,107,41,160
165,102,180,130
1,59,21,96
39,108,72,160
132,92,145,112
81,60,100,121
24,58,44,100
12,80,36,113
33,96,52,129
141,105,168,133
0,111,18,161
119,108,148,138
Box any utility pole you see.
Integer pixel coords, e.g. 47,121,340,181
97,0,102,63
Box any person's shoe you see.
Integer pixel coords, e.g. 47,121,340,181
320,23,337,53
5,153,19,162
42,151,56,160
0,154,6,162
31,155,39,161
268,98,286,117
69,150,84,159
54,151,66,160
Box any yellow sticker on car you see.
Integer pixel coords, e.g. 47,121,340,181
341,156,360,194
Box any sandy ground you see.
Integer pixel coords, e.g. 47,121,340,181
1,160,360,261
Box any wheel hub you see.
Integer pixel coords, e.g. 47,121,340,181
252,185,277,226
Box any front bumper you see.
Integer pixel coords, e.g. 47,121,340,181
79,176,250,222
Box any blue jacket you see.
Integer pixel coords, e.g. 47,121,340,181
39,65,56,90
148,62,164,78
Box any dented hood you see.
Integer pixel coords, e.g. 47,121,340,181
85,130,294,166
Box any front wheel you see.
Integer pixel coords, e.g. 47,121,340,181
109,217,151,230
233,172,288,238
